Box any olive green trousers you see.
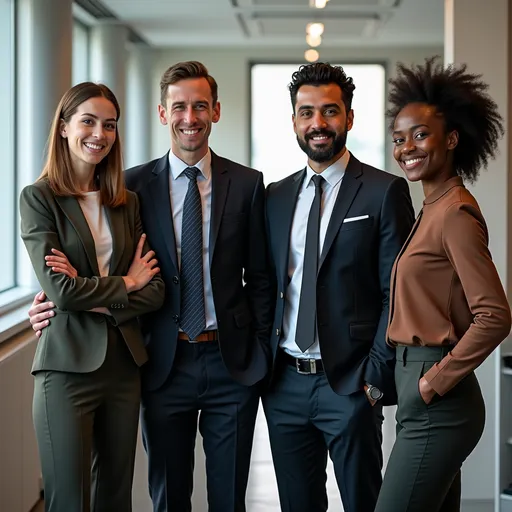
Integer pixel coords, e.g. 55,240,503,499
375,345,485,512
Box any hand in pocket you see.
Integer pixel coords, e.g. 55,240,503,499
418,376,436,405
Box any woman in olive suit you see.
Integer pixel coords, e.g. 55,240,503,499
19,82,165,512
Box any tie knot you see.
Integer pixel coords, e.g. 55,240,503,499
311,174,324,188
184,166,200,181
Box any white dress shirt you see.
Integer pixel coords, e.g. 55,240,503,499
168,149,217,330
280,150,351,359
78,191,113,277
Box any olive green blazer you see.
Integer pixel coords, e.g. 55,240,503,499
20,180,165,374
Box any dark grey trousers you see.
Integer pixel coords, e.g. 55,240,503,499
375,345,485,512
262,354,384,512
33,324,141,512
141,340,260,512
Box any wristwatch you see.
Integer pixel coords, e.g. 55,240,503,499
365,383,383,401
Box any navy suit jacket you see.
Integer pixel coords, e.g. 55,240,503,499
125,151,274,391
266,154,414,405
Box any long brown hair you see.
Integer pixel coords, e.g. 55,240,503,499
38,82,126,207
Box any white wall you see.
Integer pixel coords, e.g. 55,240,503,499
150,45,443,213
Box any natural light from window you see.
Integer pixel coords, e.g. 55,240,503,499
0,0,15,292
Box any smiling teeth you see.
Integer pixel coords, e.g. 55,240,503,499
312,135,328,140
404,158,424,165
183,129,199,135
84,143,103,150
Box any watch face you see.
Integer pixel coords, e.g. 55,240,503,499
369,387,382,400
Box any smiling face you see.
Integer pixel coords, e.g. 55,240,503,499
392,102,458,189
60,96,117,174
158,77,220,165
293,83,354,173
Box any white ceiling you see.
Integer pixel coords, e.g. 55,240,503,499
99,0,445,48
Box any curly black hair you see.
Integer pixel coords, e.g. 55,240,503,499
289,62,356,114
387,56,504,183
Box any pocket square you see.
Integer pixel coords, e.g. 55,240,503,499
343,215,370,223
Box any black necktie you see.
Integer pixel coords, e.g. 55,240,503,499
180,166,206,341
295,174,324,352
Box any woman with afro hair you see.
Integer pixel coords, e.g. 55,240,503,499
375,57,511,512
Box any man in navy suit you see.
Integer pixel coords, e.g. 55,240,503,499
28,61,274,512
263,62,414,512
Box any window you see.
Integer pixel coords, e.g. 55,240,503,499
251,63,386,183
0,0,16,293
72,20,89,85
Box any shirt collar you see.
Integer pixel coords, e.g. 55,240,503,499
305,149,350,188
169,149,211,181
423,176,464,205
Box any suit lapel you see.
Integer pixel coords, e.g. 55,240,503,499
148,154,179,273
55,195,100,276
105,205,125,275
209,151,230,265
275,170,305,287
318,155,362,270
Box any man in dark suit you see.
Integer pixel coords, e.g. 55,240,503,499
263,62,414,512
28,61,273,512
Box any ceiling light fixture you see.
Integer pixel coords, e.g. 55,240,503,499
306,34,322,47
306,22,324,37
305,49,320,63
309,0,329,8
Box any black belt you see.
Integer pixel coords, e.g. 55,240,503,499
282,351,324,375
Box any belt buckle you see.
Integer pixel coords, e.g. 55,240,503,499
296,358,316,375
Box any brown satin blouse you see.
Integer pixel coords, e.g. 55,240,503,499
387,176,511,396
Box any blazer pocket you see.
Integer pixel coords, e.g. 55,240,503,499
234,308,252,328
340,216,374,231
349,322,377,341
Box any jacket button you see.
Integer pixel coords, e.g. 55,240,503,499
173,276,179,284
276,328,280,336
280,292,284,299
173,314,179,323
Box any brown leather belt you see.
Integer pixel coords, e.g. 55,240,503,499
178,330,219,342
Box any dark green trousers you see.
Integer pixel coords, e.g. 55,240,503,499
375,345,485,512
33,324,141,512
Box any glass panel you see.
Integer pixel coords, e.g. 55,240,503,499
72,20,89,85
0,0,15,292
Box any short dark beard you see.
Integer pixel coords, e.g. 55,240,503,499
297,128,348,163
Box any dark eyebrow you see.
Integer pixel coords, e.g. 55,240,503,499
81,113,117,123
297,103,340,112
171,100,209,108
392,123,429,136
